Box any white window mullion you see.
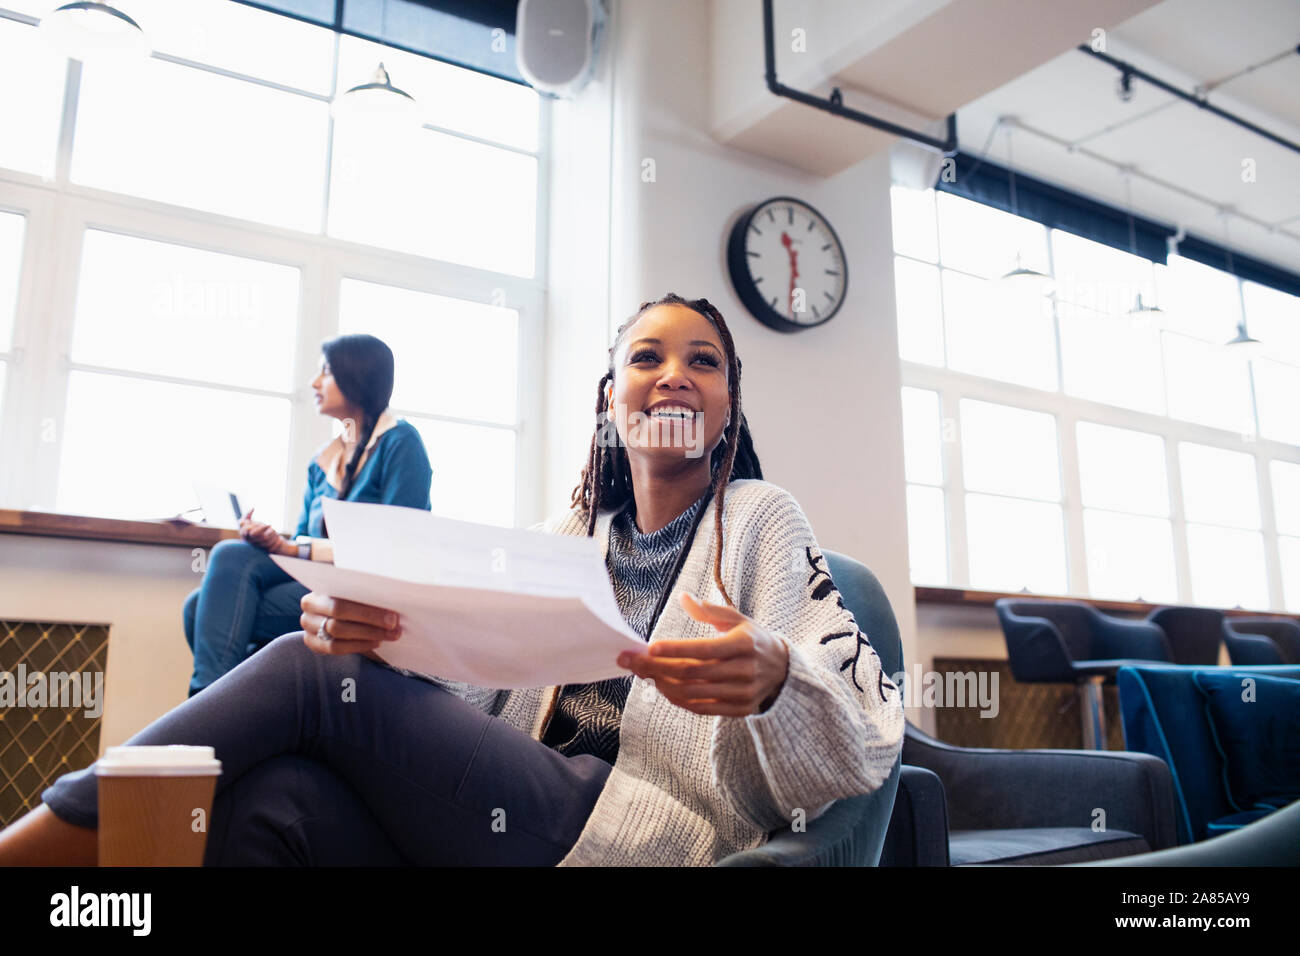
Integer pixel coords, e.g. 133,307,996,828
939,385,969,587
1059,406,1089,597
1256,448,1285,611
0,185,55,509
1164,434,1194,605
53,57,81,187
284,246,336,533
514,285,546,528
23,192,84,511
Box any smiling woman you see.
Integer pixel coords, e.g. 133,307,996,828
2,293,903,868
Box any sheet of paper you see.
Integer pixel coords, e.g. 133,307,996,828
269,556,644,687
272,499,647,687
321,498,631,636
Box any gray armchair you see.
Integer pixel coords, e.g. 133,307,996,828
716,549,902,866
893,724,1178,864
718,553,1181,867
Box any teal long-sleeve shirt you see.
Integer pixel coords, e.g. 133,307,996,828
293,418,432,544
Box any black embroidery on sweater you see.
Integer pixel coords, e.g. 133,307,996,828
806,548,893,702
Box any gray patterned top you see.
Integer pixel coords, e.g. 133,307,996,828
540,489,710,763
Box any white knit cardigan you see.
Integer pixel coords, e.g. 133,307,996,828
440,478,904,866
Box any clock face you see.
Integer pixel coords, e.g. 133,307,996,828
726,197,848,332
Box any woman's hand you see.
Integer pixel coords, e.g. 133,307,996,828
299,592,403,658
616,592,791,717
238,508,292,555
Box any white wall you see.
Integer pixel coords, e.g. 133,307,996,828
544,0,924,725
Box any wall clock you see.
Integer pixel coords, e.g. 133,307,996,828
726,196,848,333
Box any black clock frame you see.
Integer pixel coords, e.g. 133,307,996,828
726,196,848,333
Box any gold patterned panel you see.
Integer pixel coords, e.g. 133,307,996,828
930,658,1125,750
0,621,110,826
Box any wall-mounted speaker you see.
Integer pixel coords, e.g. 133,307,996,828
516,0,607,98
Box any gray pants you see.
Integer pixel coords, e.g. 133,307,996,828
42,634,612,865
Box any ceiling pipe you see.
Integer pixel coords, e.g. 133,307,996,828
761,0,958,156
1077,44,1300,158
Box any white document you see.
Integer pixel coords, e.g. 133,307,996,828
268,499,645,688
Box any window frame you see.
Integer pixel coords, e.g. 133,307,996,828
0,8,550,529
893,184,1299,611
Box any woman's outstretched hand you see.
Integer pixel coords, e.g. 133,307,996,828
616,592,791,717
300,592,403,658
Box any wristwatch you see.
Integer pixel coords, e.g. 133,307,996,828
296,541,312,561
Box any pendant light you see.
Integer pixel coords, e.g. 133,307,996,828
331,61,421,128
1218,211,1266,359
999,121,1053,294
1120,167,1165,323
40,2,150,63
330,2,420,131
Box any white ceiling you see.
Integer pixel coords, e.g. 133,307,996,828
956,0,1300,275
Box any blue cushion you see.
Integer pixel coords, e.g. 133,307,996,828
1206,809,1275,834
1193,671,1300,812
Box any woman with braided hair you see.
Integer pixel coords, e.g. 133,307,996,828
2,294,903,867
181,333,433,696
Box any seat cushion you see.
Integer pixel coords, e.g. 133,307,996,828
1206,809,1276,835
949,827,1149,866
1193,671,1300,812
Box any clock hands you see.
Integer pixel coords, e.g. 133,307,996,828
780,231,799,317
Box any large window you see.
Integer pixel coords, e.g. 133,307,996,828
337,278,519,527
1076,422,1176,603
0,3,546,528
0,210,23,431
893,184,1299,611
1273,461,1300,611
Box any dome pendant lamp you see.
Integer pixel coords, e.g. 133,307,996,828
40,2,150,63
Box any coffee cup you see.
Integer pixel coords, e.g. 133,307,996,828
96,745,222,866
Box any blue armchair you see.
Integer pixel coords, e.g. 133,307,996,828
716,550,902,866
1117,663,1300,844
1223,617,1300,665
995,599,1172,748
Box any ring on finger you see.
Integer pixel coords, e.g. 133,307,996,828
320,616,333,641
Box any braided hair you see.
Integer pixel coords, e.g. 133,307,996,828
569,293,763,608
320,333,395,514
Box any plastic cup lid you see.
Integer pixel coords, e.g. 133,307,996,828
96,745,222,777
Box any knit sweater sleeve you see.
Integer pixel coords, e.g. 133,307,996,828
707,490,904,834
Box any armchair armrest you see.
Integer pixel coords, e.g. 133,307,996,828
880,765,950,866
994,600,1074,682
903,725,1178,850
715,760,901,866
1224,629,1286,666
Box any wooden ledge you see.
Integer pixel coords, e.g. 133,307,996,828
915,584,1299,620
0,508,241,549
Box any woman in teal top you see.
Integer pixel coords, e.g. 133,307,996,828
182,333,432,696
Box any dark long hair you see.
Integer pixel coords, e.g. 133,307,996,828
320,333,395,502
570,293,763,608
